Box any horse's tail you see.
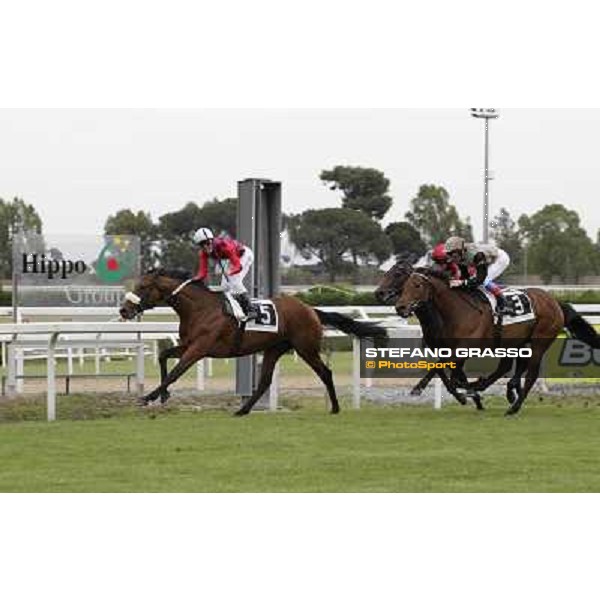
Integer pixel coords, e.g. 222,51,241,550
314,309,387,340
560,302,600,349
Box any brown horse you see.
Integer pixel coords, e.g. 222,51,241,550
375,261,486,409
119,269,386,416
395,271,600,415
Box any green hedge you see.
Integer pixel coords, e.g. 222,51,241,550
0,289,11,306
550,290,600,304
294,287,600,307
294,287,377,306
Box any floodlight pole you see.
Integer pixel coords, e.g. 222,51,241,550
471,108,500,244
483,118,490,243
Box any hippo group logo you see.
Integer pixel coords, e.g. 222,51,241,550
94,237,137,284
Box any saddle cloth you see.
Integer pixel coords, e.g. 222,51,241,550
223,292,279,333
481,288,536,325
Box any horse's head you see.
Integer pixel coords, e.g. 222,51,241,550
375,261,413,304
395,272,433,318
119,270,174,320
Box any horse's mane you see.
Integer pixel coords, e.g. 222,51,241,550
414,267,449,282
147,268,209,290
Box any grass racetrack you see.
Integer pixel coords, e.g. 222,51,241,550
1,397,600,492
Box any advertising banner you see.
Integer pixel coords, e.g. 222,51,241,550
13,232,140,307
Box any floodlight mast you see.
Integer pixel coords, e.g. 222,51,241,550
470,108,500,243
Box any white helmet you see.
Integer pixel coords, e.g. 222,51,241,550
193,228,215,245
445,236,466,254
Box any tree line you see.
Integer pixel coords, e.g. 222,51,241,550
2,165,600,284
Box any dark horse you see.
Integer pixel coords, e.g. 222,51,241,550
119,270,386,416
375,261,486,409
395,270,600,415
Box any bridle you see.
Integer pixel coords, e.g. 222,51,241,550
378,264,413,304
123,278,194,316
124,290,155,316
399,271,485,316
398,272,433,315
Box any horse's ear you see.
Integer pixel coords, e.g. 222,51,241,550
146,267,165,277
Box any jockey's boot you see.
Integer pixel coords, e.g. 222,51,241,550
236,293,259,321
487,282,511,317
495,293,511,316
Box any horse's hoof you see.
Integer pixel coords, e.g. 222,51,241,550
507,387,519,406
473,395,485,411
137,398,150,407
410,388,424,397
234,409,249,417
505,406,520,417
455,394,468,406
160,392,171,405
330,407,340,415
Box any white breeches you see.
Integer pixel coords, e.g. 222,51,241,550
485,249,510,284
220,247,254,294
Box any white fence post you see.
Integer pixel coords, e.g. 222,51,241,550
135,337,145,395
47,333,59,422
434,377,443,410
6,341,16,397
196,360,205,391
16,349,24,393
269,364,279,411
67,346,74,376
352,337,361,409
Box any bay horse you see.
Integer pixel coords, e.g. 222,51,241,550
375,262,487,409
119,269,387,416
395,271,600,415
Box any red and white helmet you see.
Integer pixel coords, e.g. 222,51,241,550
431,243,447,263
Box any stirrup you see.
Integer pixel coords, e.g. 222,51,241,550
245,307,259,321
495,304,512,317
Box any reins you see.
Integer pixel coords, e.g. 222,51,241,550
413,272,484,315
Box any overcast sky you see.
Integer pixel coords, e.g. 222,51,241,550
1,108,599,242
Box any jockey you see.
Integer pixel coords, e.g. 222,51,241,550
193,227,258,320
414,242,465,280
444,236,512,315
430,242,462,280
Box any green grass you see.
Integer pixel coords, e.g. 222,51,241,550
1,398,600,492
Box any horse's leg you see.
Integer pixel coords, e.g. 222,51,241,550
448,365,484,410
235,342,291,417
141,346,203,405
505,357,528,408
158,345,184,404
435,368,468,406
296,347,340,414
471,357,515,392
505,341,551,417
411,371,436,396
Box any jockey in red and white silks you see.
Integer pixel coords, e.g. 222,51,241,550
444,236,512,315
193,227,257,319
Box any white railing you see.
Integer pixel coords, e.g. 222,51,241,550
2,303,600,320
2,304,600,423
0,313,411,422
